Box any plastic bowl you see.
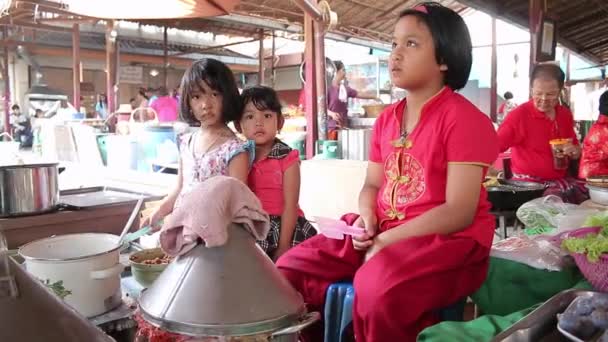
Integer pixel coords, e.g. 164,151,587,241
128,248,171,288
586,184,608,206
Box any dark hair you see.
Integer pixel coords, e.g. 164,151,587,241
237,86,283,122
179,58,241,125
530,63,565,88
600,90,608,116
333,60,345,71
504,91,513,100
138,88,149,100
398,2,472,90
35,109,42,113
11,104,19,110
158,87,168,96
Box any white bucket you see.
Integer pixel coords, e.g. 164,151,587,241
18,233,124,317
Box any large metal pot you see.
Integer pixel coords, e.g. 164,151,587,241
0,233,114,342
486,179,547,211
0,162,59,217
139,224,320,341
18,233,124,317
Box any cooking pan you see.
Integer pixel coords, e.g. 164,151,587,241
485,179,547,211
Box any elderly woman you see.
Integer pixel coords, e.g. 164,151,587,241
497,63,587,203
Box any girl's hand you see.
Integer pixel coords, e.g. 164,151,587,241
273,244,291,261
352,215,377,251
364,237,385,263
140,208,165,233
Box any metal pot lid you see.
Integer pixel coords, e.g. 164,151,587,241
139,223,305,337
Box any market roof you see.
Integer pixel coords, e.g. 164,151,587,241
4,0,608,65
133,0,608,65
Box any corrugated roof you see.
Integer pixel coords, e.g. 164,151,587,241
4,0,608,65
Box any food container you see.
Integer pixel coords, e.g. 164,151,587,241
493,290,599,342
485,179,547,210
138,224,319,341
18,233,124,317
550,138,572,170
587,175,608,189
128,248,170,288
557,292,608,341
0,162,60,217
586,184,608,206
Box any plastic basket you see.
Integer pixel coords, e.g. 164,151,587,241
566,227,608,291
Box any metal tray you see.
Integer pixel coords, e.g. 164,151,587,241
59,186,162,208
557,292,608,342
493,290,601,342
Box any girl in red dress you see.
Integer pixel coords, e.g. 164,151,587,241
276,2,499,341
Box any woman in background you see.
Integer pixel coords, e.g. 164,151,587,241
579,90,608,179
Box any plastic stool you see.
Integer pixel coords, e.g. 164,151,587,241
324,282,466,342
324,282,354,342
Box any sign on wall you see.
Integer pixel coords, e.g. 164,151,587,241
119,66,143,84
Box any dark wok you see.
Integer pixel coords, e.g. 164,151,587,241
485,179,547,211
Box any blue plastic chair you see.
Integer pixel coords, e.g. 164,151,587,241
324,282,466,342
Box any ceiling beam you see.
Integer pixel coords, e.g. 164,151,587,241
210,13,392,51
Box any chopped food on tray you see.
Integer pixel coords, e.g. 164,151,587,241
130,253,173,265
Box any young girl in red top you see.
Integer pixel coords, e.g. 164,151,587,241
276,2,498,341
236,86,316,260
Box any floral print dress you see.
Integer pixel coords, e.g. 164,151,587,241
176,132,254,207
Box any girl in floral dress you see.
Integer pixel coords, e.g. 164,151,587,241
142,58,253,229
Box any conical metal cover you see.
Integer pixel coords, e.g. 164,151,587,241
0,258,113,342
139,223,305,337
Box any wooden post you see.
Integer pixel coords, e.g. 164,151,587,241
490,16,497,123
313,18,327,140
114,36,120,108
163,26,168,90
258,29,264,85
271,30,275,88
2,27,9,136
105,20,116,114
72,23,81,111
529,0,542,76
304,13,317,159
565,51,571,82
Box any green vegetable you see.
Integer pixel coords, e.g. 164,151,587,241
583,212,608,230
41,279,72,299
562,231,608,263
524,226,556,236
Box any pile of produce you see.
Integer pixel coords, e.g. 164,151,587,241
562,213,608,263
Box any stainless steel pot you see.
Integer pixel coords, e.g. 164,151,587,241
0,162,59,217
139,224,320,340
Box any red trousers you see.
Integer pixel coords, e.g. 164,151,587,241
276,215,490,342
